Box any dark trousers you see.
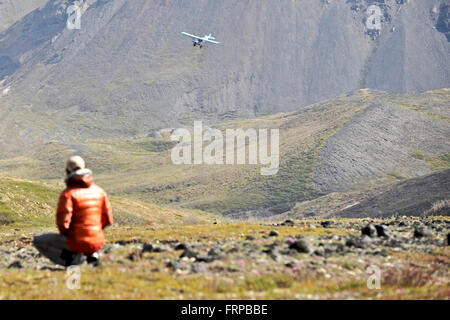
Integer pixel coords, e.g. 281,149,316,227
33,233,84,266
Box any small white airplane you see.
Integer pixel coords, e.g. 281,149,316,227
181,32,220,48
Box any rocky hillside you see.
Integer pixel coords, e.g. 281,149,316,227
1,217,449,299
336,169,450,218
1,89,448,219
0,0,449,154
0,0,47,32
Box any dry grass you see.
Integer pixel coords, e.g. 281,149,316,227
422,200,450,217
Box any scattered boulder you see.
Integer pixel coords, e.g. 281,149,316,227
152,245,170,253
361,224,377,237
281,219,295,226
447,233,450,245
414,227,433,238
269,230,279,237
227,247,239,253
208,248,222,257
345,237,359,248
289,240,314,254
263,247,281,261
196,256,215,263
314,247,325,256
174,243,188,251
321,221,332,228
245,235,256,241
375,225,391,238
166,260,183,271
142,243,154,253
142,243,170,253
8,261,23,269
180,248,198,260
127,252,140,261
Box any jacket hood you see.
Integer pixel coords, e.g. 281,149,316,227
65,169,94,188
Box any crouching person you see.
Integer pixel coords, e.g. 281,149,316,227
33,156,113,267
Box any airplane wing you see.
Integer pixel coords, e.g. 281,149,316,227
181,32,220,44
181,32,203,40
202,38,220,44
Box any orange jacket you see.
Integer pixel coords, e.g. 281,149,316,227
56,172,113,254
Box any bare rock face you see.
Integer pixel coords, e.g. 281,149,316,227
0,0,449,152
436,0,450,41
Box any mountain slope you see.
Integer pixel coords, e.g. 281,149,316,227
1,89,448,218
335,169,450,218
0,174,214,227
0,0,48,32
0,0,449,154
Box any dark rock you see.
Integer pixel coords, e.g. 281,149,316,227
245,235,256,241
285,262,295,268
321,221,332,228
127,252,140,261
227,247,239,253
269,230,279,237
375,225,391,238
370,250,388,257
281,219,295,226
414,227,433,238
196,256,215,263
142,243,170,253
8,261,23,269
362,224,377,237
180,249,198,259
314,248,325,256
263,248,281,261
175,243,188,251
208,248,222,257
166,260,183,271
447,233,450,245
152,245,170,253
142,243,154,253
289,240,314,254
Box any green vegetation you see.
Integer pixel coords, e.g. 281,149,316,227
387,172,405,180
427,152,450,171
1,90,448,219
0,176,59,226
0,175,215,229
0,218,448,299
411,151,425,160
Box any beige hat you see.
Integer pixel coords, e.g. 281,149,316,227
66,155,85,173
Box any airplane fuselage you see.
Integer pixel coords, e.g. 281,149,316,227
182,32,220,48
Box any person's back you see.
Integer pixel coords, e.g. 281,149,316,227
33,156,113,266
58,168,113,255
